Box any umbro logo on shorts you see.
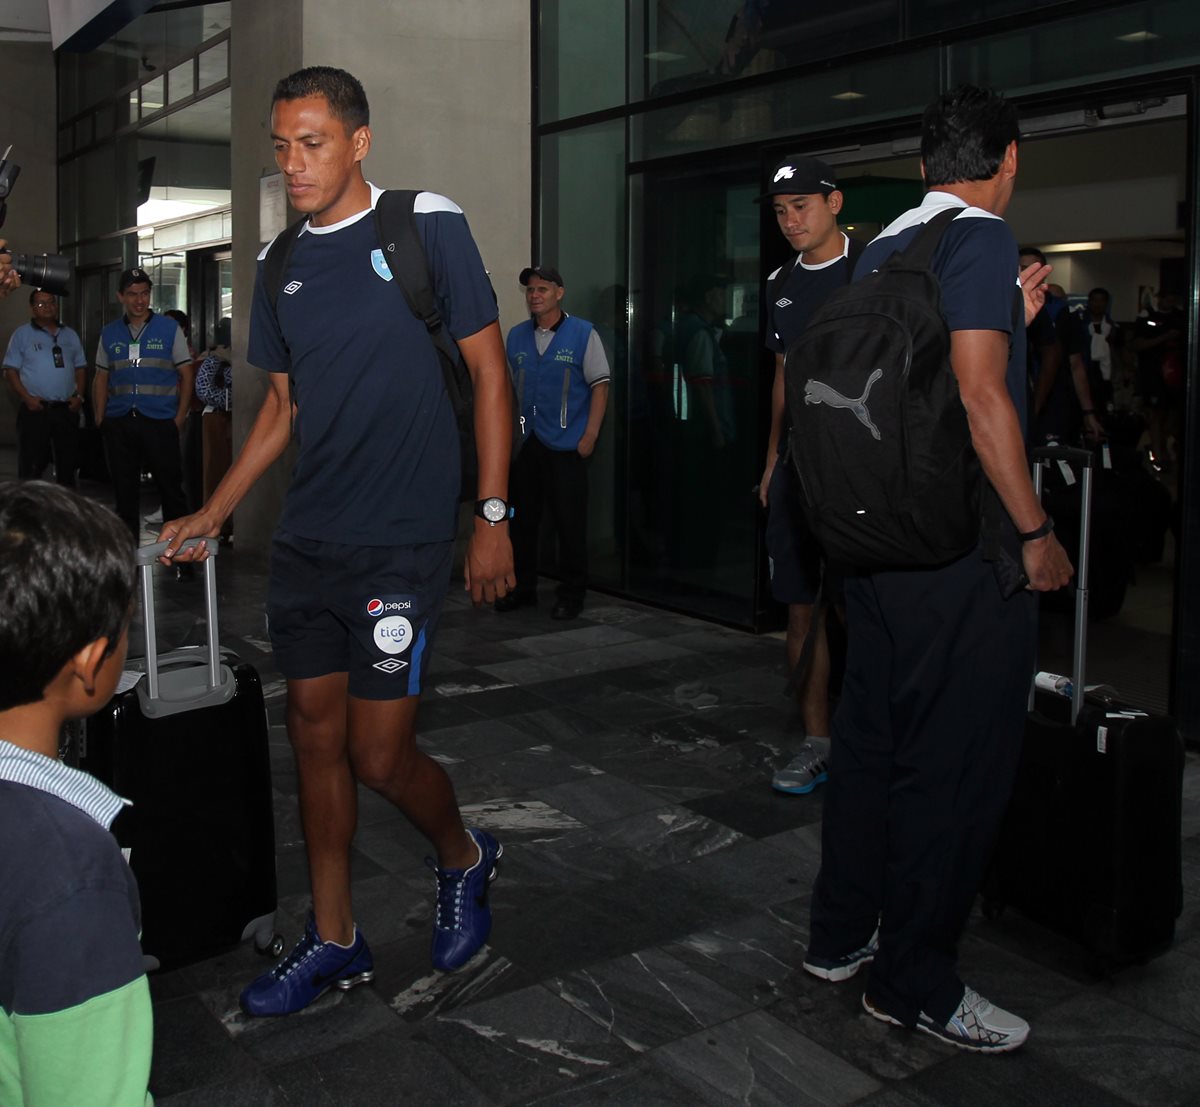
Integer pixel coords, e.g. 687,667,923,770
284,281,303,295
372,658,409,674
776,297,793,308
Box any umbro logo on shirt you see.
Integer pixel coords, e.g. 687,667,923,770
283,281,303,295
776,297,793,308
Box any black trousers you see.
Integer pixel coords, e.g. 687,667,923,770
808,546,1037,1026
16,403,80,487
102,412,189,539
509,434,589,603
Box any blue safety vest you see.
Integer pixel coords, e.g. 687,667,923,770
100,312,180,419
506,314,595,451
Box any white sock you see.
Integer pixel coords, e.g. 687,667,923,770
806,735,831,759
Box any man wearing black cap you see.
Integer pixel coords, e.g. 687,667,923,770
92,267,193,542
756,154,860,796
498,266,610,619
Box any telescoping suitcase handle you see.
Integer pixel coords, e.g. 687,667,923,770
1029,445,1092,725
136,539,221,703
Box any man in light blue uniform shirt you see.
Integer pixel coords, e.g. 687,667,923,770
2,291,88,486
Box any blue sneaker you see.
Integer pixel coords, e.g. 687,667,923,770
427,828,502,971
802,926,879,982
772,743,829,795
239,913,374,1017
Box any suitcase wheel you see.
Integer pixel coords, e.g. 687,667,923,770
257,932,286,959
981,898,1006,922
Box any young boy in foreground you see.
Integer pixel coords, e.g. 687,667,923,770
0,480,153,1106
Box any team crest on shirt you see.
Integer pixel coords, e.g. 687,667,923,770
370,249,394,282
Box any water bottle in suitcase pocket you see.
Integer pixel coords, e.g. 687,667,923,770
80,539,283,971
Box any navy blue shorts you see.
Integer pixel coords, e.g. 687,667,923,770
266,531,453,700
765,457,822,605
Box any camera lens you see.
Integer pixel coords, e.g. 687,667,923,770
12,252,73,297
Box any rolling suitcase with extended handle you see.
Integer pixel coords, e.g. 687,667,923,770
984,445,1184,971
80,539,283,970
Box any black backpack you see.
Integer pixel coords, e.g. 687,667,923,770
784,208,983,569
262,189,519,501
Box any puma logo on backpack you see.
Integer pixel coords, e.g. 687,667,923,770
785,207,988,570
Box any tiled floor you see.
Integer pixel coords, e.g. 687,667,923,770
126,543,1199,1107
3,452,1196,1105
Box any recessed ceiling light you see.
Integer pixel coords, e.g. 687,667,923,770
1115,30,1160,43
832,91,866,101
1042,241,1103,252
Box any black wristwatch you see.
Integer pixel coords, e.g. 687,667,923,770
475,497,513,525
1019,515,1054,542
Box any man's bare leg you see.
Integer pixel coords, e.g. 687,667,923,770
787,602,831,738
288,672,357,945
347,695,477,870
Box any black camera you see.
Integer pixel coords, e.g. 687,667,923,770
0,145,73,297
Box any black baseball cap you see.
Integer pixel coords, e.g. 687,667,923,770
755,155,839,202
519,265,564,287
118,267,152,291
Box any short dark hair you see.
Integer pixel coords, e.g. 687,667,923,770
272,66,369,133
921,85,1020,188
165,309,190,338
29,290,56,306
1018,246,1046,265
0,482,135,711
1088,287,1110,300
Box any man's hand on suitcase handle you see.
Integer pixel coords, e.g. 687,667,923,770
1022,530,1074,592
157,510,224,564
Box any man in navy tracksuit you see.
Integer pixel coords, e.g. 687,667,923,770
801,86,1073,1053
498,266,610,620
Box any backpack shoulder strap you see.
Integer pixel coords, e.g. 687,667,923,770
892,206,962,270
373,189,471,414
262,216,309,315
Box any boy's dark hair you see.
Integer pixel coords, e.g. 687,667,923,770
1019,246,1046,265
0,482,135,711
922,84,1020,188
1089,287,1110,300
272,66,369,133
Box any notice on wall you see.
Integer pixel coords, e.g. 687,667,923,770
259,172,286,244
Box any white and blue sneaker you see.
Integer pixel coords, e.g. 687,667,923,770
803,927,879,982
772,743,829,794
864,988,1030,1053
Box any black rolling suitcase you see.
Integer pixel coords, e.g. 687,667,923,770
984,446,1184,970
80,539,283,971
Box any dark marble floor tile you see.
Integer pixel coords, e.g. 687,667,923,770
531,676,685,726
675,836,808,907
759,821,825,888
486,826,645,900
521,1060,698,1105
419,717,548,762
415,693,499,731
499,705,623,747
548,947,756,1052
422,983,640,1105
458,796,586,842
628,711,748,751
275,1026,494,1107
372,934,535,1024
533,774,670,827
1030,991,1200,1106
484,743,606,791
477,655,574,685
681,778,826,839
351,821,429,877
647,1008,882,1106
149,994,262,1098
1098,949,1200,1040
588,804,747,866
156,1070,289,1107
505,624,646,657
659,911,811,1010
455,683,563,720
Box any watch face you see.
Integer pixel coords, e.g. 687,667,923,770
481,497,507,523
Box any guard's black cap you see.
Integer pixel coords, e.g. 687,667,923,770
118,267,152,291
519,265,564,287
755,155,839,202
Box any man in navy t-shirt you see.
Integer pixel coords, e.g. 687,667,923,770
755,154,859,797
800,86,1073,1054
159,67,516,1017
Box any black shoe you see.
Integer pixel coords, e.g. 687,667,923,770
494,592,535,613
551,600,582,621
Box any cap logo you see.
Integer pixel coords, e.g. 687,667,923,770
773,166,796,183
820,179,836,189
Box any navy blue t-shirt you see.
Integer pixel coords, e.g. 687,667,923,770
765,234,856,354
249,187,498,545
855,191,1026,431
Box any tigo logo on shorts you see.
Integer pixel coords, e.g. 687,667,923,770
374,616,413,655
